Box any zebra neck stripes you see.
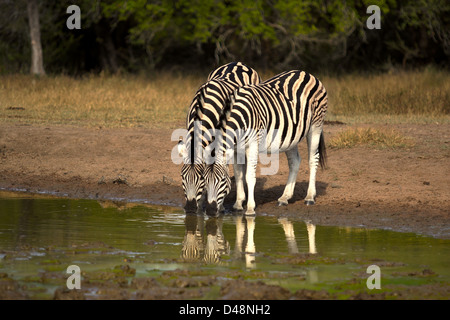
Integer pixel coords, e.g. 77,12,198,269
184,63,261,164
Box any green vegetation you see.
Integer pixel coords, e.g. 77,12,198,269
0,0,448,74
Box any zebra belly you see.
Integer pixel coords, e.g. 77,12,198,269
260,123,308,154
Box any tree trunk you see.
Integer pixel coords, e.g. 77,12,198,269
27,0,45,75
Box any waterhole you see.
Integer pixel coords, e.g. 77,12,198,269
0,191,448,299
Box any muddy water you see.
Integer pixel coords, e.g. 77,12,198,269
0,191,449,299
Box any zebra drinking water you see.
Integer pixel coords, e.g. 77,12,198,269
210,70,328,216
177,62,261,215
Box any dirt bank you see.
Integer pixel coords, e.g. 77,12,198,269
0,123,449,238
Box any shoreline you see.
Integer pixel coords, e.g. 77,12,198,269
1,182,448,239
1,123,449,239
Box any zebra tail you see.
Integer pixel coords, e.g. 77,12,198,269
319,131,327,170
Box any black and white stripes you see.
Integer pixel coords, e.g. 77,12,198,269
218,70,328,215
178,62,261,215
178,66,328,216
185,62,261,152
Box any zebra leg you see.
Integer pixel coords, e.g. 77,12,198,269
277,147,301,206
245,142,259,215
232,153,246,211
305,126,322,205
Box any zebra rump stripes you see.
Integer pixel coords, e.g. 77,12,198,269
218,70,328,215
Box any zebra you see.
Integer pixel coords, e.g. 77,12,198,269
177,62,261,215
203,217,230,264
211,70,328,215
181,215,230,264
181,215,204,262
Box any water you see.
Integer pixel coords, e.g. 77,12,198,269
0,191,449,299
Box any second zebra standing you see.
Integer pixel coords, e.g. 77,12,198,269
206,70,328,216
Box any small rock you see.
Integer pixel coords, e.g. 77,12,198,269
163,176,174,185
113,175,128,185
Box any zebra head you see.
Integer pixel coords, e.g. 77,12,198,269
178,140,206,214
203,160,231,217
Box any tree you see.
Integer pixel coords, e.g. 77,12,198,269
27,0,45,75
0,0,448,74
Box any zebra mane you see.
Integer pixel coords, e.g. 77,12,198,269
184,89,203,165
194,85,206,120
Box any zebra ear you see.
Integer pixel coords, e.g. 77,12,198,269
177,139,187,158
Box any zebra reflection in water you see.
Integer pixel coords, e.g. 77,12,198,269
181,215,230,264
278,218,317,255
234,215,256,268
181,215,317,269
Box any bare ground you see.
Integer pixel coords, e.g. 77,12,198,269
0,122,449,239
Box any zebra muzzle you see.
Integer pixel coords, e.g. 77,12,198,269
205,201,218,217
184,199,197,214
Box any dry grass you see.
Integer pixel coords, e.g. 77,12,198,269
322,68,450,124
0,72,204,128
0,68,448,128
329,127,415,149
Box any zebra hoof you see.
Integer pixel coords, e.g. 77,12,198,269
305,200,315,206
245,209,256,216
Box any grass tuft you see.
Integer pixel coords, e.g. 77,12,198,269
329,127,415,149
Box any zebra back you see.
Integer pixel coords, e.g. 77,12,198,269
222,70,328,154
208,62,261,87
